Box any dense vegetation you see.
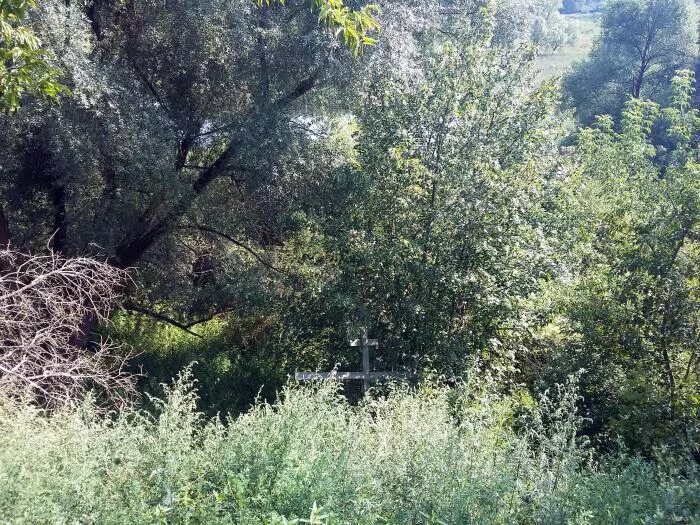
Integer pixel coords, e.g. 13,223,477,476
1,0,700,522
563,0,695,124
1,374,699,524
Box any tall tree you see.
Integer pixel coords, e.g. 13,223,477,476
301,3,562,374
542,71,700,450
0,0,375,323
563,0,695,124
102,0,566,408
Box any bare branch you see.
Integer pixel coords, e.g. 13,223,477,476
0,249,137,410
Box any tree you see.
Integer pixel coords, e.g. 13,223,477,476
530,0,576,54
491,0,575,53
91,0,567,404
0,0,377,325
542,71,700,450
563,0,695,125
299,3,562,374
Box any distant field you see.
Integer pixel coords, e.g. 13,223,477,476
535,13,601,82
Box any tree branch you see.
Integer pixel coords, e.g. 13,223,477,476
274,69,322,108
124,303,203,338
189,223,291,276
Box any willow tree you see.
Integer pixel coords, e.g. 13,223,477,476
0,0,379,327
564,0,695,124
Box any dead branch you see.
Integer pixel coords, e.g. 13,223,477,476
0,249,137,410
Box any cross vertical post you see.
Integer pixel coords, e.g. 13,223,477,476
361,328,371,393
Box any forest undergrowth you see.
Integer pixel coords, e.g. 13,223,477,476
0,372,698,525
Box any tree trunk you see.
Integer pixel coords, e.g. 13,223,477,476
0,204,10,249
50,182,67,253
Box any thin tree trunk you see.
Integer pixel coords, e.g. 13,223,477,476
659,295,677,399
50,182,67,253
0,204,10,249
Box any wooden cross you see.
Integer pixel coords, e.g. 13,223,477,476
295,328,404,393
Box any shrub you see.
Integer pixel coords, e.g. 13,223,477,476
0,373,697,524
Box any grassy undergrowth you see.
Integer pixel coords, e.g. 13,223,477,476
0,373,698,524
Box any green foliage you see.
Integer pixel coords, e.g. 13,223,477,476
254,0,379,55
563,0,695,124
0,374,698,524
316,9,562,374
0,0,371,322
91,1,572,406
3,0,700,466
529,0,576,54
540,71,700,451
110,313,294,416
561,0,603,13
0,0,67,113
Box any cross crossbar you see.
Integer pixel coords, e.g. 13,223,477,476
294,371,405,381
349,338,378,347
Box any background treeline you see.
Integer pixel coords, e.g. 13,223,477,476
561,0,603,13
1,0,700,459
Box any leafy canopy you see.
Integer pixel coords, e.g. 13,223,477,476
563,0,694,124
546,70,700,450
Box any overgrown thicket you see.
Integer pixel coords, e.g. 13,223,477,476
2,2,700,518
0,374,698,524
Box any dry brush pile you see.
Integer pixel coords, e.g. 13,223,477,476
0,249,136,408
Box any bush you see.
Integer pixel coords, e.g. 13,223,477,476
0,373,698,524
110,314,293,417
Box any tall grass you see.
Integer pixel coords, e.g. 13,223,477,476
0,372,697,524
